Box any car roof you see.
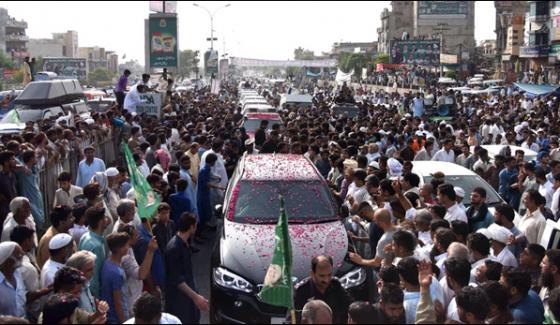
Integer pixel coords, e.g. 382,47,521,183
241,154,322,181
411,161,478,178
245,113,281,120
480,145,537,157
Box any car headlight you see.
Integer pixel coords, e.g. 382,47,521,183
213,267,254,294
338,268,366,290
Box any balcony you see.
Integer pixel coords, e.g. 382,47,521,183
5,19,28,29
5,34,29,42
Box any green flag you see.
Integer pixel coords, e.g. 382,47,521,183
122,142,160,219
258,196,293,309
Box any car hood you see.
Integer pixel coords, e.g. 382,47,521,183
221,220,348,284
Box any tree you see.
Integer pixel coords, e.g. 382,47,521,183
0,52,14,69
88,68,114,87
338,53,368,76
293,47,315,60
374,54,390,65
179,49,196,78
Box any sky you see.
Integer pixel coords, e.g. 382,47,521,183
0,1,496,63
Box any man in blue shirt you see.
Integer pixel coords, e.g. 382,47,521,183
499,157,520,210
179,155,198,217
76,146,106,189
101,232,130,324
500,268,544,324
168,179,195,225
78,207,109,298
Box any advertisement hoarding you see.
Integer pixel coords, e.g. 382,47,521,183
390,39,440,66
136,92,163,117
43,57,88,82
149,14,178,69
417,1,468,19
205,49,219,77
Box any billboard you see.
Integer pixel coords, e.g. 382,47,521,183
149,14,178,69
149,1,177,13
205,49,219,77
390,40,440,66
417,1,469,19
43,57,88,82
136,92,163,117
440,53,458,64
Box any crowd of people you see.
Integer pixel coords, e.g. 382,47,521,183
0,67,560,324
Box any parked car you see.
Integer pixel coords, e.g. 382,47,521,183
241,104,276,116
210,154,370,324
470,145,538,163
86,97,117,113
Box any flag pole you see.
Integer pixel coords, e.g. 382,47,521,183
290,309,296,325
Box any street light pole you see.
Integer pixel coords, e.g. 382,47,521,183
193,3,231,51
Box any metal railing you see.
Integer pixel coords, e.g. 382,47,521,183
38,135,116,220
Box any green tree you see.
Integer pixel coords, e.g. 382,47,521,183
88,68,114,87
374,54,390,65
179,49,196,78
294,47,315,60
338,53,368,77
0,52,14,69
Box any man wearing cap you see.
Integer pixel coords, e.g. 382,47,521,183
487,224,518,268
0,242,29,317
37,206,76,269
40,233,74,288
454,187,467,212
76,147,106,189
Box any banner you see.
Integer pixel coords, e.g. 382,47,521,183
136,92,163,117
390,39,440,66
123,143,161,219
258,196,293,309
149,14,178,69
417,1,469,19
205,50,219,77
440,53,458,64
230,57,337,68
211,79,221,95
335,69,354,85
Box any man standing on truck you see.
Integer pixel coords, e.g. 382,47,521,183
115,69,131,109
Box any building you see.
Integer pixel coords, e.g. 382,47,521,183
53,31,79,58
0,8,28,64
377,1,414,55
106,51,119,74
331,42,378,59
520,1,551,70
495,1,529,60
79,46,109,72
480,40,498,57
27,38,64,58
413,1,476,59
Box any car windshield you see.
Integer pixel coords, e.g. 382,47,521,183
88,101,114,112
242,119,280,133
424,175,502,207
333,106,359,117
233,180,338,224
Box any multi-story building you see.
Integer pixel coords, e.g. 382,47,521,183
0,8,28,64
377,1,414,55
27,38,64,58
520,1,551,70
106,51,119,74
53,31,79,58
495,1,530,59
79,46,109,72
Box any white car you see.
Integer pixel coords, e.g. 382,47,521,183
411,161,521,225
241,104,276,115
471,145,538,162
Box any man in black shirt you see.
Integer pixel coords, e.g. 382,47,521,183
294,256,351,324
370,283,406,324
255,120,269,148
261,130,279,154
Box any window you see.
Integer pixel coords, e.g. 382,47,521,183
530,1,550,16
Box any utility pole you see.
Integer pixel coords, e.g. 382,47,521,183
434,23,450,78
193,3,231,51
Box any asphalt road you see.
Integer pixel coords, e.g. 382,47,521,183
192,219,223,324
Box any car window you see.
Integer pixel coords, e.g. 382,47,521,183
72,102,89,115
233,180,338,224
424,175,502,206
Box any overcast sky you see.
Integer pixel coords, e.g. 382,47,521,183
0,1,496,63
